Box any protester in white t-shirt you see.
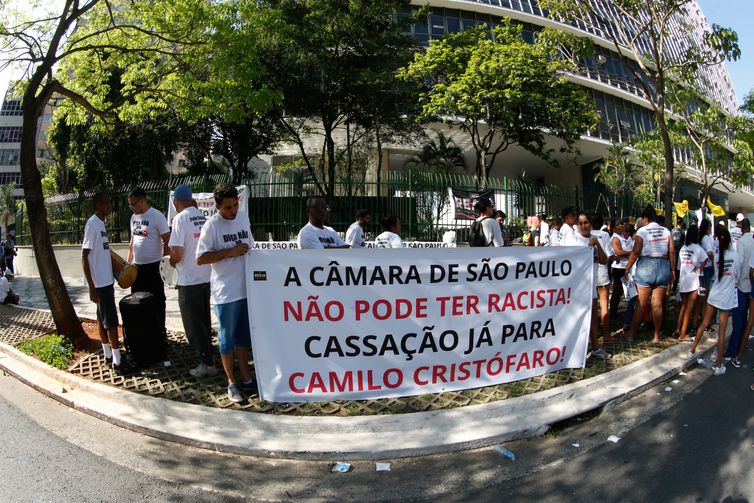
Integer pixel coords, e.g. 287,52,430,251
732,213,744,248
539,215,551,246
735,237,754,366
549,217,563,247
624,206,675,343
609,219,636,333
690,225,738,376
574,212,610,360
726,218,754,365
0,270,15,304
590,213,613,342
375,215,405,248
673,225,707,341
82,194,124,372
168,184,216,379
345,209,370,248
695,218,716,332
473,198,504,247
297,197,350,250
196,183,255,403
127,187,170,337
556,206,579,246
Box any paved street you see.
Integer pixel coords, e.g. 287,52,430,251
2,344,753,502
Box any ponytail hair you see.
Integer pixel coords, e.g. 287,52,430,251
716,224,731,281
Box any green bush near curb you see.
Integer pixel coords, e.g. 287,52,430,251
17,333,74,370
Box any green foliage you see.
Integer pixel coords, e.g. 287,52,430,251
405,132,466,174
400,20,598,181
0,184,16,231
17,333,74,370
594,143,641,219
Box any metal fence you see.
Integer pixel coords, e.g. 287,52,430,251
15,171,581,245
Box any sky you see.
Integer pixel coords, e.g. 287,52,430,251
697,0,753,106
0,1,751,105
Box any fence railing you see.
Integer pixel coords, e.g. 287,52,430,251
15,171,582,246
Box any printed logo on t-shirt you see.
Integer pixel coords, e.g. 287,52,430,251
223,229,249,243
319,236,336,245
100,231,107,237
102,242,109,250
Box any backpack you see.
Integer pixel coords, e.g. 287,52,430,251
468,217,491,247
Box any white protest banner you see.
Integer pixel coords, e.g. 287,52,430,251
167,185,249,226
365,241,456,249
252,241,454,251
246,247,593,403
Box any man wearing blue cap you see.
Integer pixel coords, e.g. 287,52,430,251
169,185,217,378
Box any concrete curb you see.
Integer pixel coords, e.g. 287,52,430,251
0,339,713,461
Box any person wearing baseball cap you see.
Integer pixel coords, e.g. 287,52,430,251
168,184,216,379
732,213,745,247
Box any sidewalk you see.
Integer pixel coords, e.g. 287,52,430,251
0,274,715,459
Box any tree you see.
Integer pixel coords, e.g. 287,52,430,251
0,184,16,234
540,0,741,225
0,0,216,340
255,0,418,197
399,20,598,184
667,85,754,215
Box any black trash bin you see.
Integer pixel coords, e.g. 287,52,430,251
119,291,167,366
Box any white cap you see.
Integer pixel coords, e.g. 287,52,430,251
736,213,745,222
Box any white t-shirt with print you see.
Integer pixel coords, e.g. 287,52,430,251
0,275,10,297
130,206,169,264
635,222,670,257
707,248,739,311
196,210,254,304
571,232,598,298
375,231,405,248
168,206,211,287
297,222,347,249
345,222,365,248
475,216,504,247
677,244,707,294
610,233,634,269
701,234,715,269
82,214,113,289
558,224,579,246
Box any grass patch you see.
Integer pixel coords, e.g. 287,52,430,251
16,333,74,370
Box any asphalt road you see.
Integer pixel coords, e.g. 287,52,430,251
1,352,753,503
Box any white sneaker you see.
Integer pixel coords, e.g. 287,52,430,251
712,364,727,376
680,351,695,361
204,365,218,377
189,363,209,378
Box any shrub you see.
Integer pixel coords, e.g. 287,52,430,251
16,333,74,370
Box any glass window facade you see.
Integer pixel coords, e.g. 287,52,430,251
0,100,22,116
0,172,21,187
0,149,19,165
0,127,22,143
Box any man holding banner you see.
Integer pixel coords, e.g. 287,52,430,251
197,183,255,403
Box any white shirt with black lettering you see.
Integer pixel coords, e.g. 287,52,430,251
345,221,365,248
196,210,254,304
169,206,211,286
611,233,633,269
375,231,405,248
297,222,347,249
130,206,169,264
82,214,113,288
678,244,707,294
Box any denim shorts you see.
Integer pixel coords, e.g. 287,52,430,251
214,299,251,355
634,257,671,288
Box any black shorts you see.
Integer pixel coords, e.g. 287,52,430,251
96,284,119,329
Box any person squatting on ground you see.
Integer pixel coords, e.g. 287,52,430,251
674,225,707,341
82,194,125,372
609,219,636,335
196,183,255,403
689,225,738,376
345,209,370,248
471,198,504,247
0,268,18,304
127,187,170,337
591,212,613,342
375,215,405,248
625,206,675,343
725,219,754,368
168,184,217,380
573,211,610,360
297,196,351,249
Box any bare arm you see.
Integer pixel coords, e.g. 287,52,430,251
611,236,631,257
169,246,183,268
127,236,134,263
161,232,171,257
624,236,643,275
82,249,98,303
197,242,249,265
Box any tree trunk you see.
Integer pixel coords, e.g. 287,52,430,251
376,127,383,198
324,123,336,198
21,90,85,341
658,118,674,229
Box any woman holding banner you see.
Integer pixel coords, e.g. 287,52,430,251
624,206,675,343
574,212,611,360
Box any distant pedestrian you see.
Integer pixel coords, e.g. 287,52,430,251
609,219,635,335
168,184,217,379
375,215,405,248
196,183,255,403
557,206,579,246
82,194,125,372
591,212,613,342
2,233,15,274
549,217,562,247
470,198,503,247
693,218,716,332
732,213,744,247
128,187,170,338
493,210,512,246
726,218,754,367
297,197,350,249
689,225,738,375
539,215,551,246
345,209,371,248
671,220,686,292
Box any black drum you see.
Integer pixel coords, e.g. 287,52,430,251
119,291,167,366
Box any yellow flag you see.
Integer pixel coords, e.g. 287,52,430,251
673,200,689,217
707,198,726,217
